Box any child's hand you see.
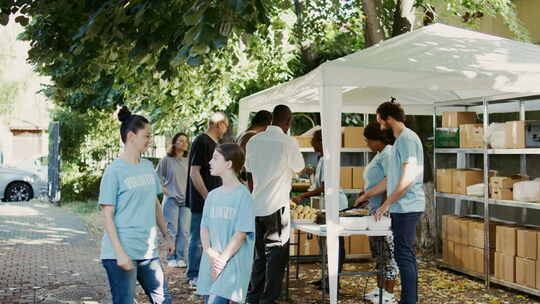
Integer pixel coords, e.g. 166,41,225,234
211,257,227,280
206,247,221,267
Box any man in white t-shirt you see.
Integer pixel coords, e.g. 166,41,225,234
245,105,304,304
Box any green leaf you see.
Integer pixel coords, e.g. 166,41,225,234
226,0,247,12
14,15,28,26
0,13,9,25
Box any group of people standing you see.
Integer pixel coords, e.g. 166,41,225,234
97,100,425,304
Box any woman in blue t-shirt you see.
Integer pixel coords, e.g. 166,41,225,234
354,121,399,304
99,106,173,304
196,143,255,304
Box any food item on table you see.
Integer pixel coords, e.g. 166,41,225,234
291,204,319,221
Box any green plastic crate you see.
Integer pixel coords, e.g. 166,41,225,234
435,128,460,148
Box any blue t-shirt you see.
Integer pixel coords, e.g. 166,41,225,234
196,185,255,303
98,158,162,260
364,145,392,214
387,128,426,213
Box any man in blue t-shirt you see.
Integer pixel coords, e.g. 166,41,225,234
356,101,425,304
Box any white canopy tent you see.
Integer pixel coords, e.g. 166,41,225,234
238,23,540,303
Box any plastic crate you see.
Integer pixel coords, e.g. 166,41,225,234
436,128,460,148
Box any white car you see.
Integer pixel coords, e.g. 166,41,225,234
0,167,41,201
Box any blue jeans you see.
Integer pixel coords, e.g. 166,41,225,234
391,212,422,304
102,258,171,304
204,295,230,304
162,197,190,261
187,212,203,280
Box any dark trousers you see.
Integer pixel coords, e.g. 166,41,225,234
391,212,422,304
247,209,289,304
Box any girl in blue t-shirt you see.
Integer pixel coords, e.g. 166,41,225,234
99,106,173,304
196,143,255,304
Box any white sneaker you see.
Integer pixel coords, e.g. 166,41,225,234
369,290,396,304
364,288,381,300
188,278,197,289
176,259,187,268
167,260,178,268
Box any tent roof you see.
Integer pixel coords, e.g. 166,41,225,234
239,23,540,115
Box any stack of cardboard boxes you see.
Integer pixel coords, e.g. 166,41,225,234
340,167,365,190
495,226,540,289
290,230,370,257
490,175,529,201
443,216,540,290
436,169,496,195
442,216,494,274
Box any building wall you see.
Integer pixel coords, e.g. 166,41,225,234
0,17,52,166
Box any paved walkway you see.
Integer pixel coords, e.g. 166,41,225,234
0,200,109,304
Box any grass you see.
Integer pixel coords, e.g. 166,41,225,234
61,200,104,236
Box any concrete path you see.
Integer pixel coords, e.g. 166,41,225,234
0,200,109,304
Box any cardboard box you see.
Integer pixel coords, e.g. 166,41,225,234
537,259,540,290
352,167,365,189
496,225,517,256
340,167,353,189
490,188,513,200
453,169,483,195
349,234,371,255
516,257,536,288
437,169,455,193
442,112,477,128
460,124,484,149
291,230,320,256
490,175,530,189
468,220,496,249
454,243,470,268
442,215,459,241
445,215,459,243
469,246,495,274
446,216,470,244
517,229,538,260
494,252,515,282
294,136,313,148
443,239,456,266
342,127,367,148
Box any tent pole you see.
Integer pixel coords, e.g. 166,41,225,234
320,85,342,304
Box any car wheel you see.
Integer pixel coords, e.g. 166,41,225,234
5,182,33,202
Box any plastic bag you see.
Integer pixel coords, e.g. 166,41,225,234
513,181,540,202
485,122,506,148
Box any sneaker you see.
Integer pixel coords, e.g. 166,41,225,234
188,278,197,289
176,259,187,268
167,260,178,268
364,288,381,301
368,290,396,304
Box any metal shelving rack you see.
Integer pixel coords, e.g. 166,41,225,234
433,93,540,297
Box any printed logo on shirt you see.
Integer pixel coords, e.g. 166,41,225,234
208,206,236,220
124,174,155,190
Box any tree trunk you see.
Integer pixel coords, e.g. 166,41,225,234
391,0,416,37
418,182,436,255
361,0,385,46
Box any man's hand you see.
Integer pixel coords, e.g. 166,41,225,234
117,252,134,271
164,236,174,256
162,186,169,197
353,192,368,208
291,195,303,204
374,202,390,221
301,167,315,175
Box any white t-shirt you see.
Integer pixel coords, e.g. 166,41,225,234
245,126,305,217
